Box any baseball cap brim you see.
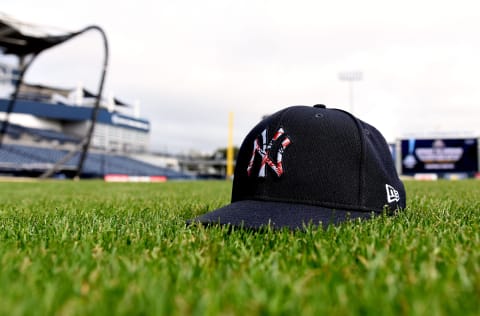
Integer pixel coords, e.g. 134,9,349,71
187,200,377,230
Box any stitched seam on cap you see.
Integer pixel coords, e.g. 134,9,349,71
331,109,366,208
353,118,367,208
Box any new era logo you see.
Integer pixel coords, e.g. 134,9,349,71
386,184,400,203
247,127,292,178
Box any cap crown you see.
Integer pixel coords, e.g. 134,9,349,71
232,105,405,213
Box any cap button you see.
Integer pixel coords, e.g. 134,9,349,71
313,104,326,108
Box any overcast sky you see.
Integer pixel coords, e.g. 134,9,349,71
2,0,480,154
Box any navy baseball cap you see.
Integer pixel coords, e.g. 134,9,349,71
188,105,406,230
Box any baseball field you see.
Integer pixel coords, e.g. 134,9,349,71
0,180,479,315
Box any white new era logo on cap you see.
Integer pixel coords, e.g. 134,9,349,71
386,184,400,203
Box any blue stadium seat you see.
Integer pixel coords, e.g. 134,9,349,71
0,144,192,179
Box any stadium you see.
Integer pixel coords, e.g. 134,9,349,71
0,14,192,180
0,80,193,179
1,7,479,316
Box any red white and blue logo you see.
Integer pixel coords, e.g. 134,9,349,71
247,127,292,178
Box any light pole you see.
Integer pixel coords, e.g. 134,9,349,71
338,71,363,114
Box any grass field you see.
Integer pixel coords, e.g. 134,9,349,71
0,180,479,315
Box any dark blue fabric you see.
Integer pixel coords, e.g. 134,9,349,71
189,200,375,230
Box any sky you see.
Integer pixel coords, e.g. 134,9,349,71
2,0,480,154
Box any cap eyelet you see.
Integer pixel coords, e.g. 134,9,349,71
315,113,324,118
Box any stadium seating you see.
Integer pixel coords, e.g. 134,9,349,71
0,144,192,179
2,123,81,144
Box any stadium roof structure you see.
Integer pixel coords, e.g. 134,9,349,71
0,12,109,179
16,83,131,107
0,13,78,56
82,87,130,107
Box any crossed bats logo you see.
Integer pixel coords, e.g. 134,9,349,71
247,127,292,177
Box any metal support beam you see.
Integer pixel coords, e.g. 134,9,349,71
74,26,109,179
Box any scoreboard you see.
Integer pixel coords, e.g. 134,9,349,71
399,138,479,175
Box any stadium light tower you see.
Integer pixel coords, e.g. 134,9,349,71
338,71,363,114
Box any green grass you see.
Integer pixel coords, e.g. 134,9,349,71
0,180,479,315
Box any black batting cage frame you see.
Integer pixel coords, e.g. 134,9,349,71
0,14,109,178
